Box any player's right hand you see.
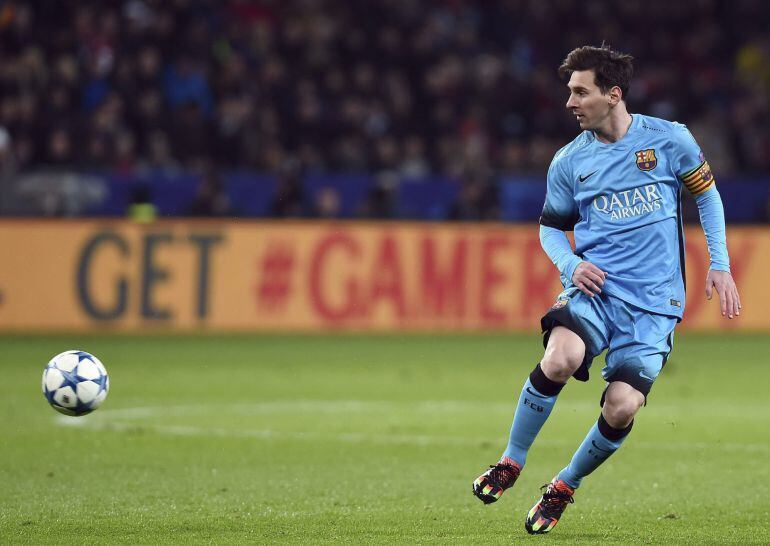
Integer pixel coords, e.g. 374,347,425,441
572,262,607,297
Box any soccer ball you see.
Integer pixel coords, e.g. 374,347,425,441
42,350,109,416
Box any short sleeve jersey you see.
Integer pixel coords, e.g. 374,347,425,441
540,114,715,318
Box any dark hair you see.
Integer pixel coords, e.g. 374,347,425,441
558,45,634,99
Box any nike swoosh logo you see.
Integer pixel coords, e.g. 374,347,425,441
579,171,598,183
591,440,613,454
638,371,655,381
525,387,549,399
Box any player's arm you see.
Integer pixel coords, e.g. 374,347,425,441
539,157,606,297
540,225,606,296
693,184,741,318
674,127,741,319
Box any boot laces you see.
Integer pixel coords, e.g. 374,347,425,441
487,463,519,487
539,483,574,519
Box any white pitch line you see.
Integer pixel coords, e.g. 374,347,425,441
54,403,770,454
58,419,489,447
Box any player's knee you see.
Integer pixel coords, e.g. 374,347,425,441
540,345,583,382
603,386,644,428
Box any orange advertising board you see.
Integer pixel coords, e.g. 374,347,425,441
0,220,765,332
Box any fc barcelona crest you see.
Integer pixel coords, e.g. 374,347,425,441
551,299,568,311
635,149,657,171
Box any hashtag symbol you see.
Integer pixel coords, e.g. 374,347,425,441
255,244,295,311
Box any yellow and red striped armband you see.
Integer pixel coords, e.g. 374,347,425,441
680,161,715,196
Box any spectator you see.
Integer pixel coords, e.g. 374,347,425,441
449,173,500,221
358,173,397,219
312,186,341,219
270,163,303,218
187,165,232,217
127,183,156,223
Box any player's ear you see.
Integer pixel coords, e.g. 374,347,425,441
608,86,622,106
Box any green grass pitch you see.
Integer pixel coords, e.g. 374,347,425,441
1,333,768,545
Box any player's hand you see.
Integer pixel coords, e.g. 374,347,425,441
705,269,741,319
572,261,607,298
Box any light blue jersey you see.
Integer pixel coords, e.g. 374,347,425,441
540,114,721,318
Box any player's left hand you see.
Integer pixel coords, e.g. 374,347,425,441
705,269,741,319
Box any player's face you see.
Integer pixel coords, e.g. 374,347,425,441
565,70,612,130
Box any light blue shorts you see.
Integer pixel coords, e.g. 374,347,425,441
540,287,678,396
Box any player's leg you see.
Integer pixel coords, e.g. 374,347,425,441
556,306,677,490
555,381,643,487
472,327,584,504
473,288,609,505
525,301,676,534
503,326,585,465
524,382,645,535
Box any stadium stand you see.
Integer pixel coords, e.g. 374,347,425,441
0,0,767,220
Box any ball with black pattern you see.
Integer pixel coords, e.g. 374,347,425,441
42,350,109,416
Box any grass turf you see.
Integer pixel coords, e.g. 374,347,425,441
0,333,768,545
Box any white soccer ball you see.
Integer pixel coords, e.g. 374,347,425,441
42,350,109,416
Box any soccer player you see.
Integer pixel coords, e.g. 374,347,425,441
472,45,741,534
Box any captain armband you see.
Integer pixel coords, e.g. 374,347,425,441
680,161,715,196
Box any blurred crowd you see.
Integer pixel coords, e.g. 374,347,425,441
0,0,768,218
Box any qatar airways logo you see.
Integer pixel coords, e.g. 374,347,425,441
592,184,663,220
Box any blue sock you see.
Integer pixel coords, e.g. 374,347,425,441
502,364,565,467
557,414,633,489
